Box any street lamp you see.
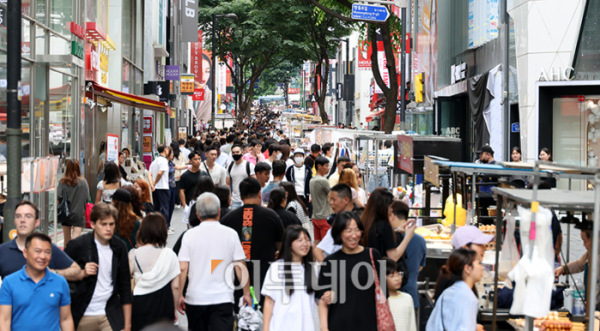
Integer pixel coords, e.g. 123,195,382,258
331,38,350,126
212,13,238,128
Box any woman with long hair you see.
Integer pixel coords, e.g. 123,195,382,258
96,161,131,203
262,225,316,331
267,188,301,230
361,187,415,262
213,185,231,222
134,179,154,213
508,147,527,187
279,182,310,232
118,151,129,182
343,163,367,205
123,185,144,218
280,144,293,169
188,175,215,227
170,141,189,209
58,159,90,245
511,146,522,162
194,140,207,162
426,249,483,331
318,212,383,331
129,213,181,331
338,168,364,208
111,188,141,251
539,147,557,187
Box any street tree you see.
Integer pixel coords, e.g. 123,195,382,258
308,0,403,133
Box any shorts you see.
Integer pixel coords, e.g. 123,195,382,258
312,219,331,241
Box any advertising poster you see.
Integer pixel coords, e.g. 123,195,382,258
358,40,372,70
194,48,214,123
397,135,414,174
178,127,188,140
106,134,119,162
417,0,437,103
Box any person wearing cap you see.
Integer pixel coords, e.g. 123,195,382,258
111,188,141,252
477,145,496,165
446,225,495,310
286,148,313,217
477,145,498,213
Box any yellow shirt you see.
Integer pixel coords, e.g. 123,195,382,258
328,172,340,187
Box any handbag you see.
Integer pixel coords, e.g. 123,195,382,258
57,184,70,220
85,203,94,228
369,248,396,331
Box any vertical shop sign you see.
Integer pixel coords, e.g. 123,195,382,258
165,65,180,80
106,134,119,162
218,61,227,95
192,31,203,86
182,0,199,42
180,74,194,95
358,40,372,70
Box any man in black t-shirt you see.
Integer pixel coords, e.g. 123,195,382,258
221,177,284,308
304,144,321,171
179,151,208,207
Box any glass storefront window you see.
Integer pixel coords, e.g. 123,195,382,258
21,60,31,158
35,0,46,25
22,19,31,59
122,61,130,93
135,0,143,65
35,24,46,55
48,70,72,158
50,0,73,37
122,0,132,60
49,34,69,56
407,110,433,135
573,0,600,80
22,0,31,17
552,96,586,190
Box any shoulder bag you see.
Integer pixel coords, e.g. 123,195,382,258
57,184,71,220
369,248,396,331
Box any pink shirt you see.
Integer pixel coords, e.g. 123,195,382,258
243,153,264,165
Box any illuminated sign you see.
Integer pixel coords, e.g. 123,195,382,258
71,41,84,59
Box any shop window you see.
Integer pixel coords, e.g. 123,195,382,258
573,0,600,80
552,96,587,190
48,70,72,158
135,0,143,65
21,60,31,158
50,0,73,37
49,34,69,56
122,0,132,60
35,24,46,55
35,0,45,25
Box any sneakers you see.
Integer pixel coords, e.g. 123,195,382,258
168,227,175,235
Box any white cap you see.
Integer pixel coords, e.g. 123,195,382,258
293,148,305,155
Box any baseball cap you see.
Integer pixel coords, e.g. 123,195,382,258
451,226,494,249
293,148,305,155
111,188,131,203
477,145,494,155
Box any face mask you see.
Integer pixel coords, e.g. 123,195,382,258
277,153,283,160
232,154,242,161
294,157,304,165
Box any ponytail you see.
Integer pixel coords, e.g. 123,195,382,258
433,249,478,300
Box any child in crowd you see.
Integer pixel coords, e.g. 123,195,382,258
385,257,417,331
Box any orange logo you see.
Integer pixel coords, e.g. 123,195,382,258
211,260,223,274
8,229,17,240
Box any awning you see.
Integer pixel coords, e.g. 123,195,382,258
366,109,385,122
85,82,171,116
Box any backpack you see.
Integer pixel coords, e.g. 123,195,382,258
228,161,251,178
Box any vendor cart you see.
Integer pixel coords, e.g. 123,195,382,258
489,161,600,331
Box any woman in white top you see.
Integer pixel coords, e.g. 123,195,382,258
129,213,181,331
426,248,484,331
262,225,316,331
95,161,131,203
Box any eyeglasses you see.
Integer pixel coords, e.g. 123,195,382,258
15,214,35,221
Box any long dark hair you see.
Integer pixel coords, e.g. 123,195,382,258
279,182,308,216
433,248,478,300
193,175,215,200
123,186,144,217
276,225,315,296
195,140,205,153
361,187,394,247
103,161,121,184
267,188,287,210
170,141,181,159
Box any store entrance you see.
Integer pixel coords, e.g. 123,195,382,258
436,95,472,162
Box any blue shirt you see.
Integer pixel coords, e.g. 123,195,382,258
0,239,74,279
261,181,281,204
398,233,427,308
426,281,478,331
0,266,71,331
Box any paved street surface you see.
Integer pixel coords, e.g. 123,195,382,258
167,207,189,329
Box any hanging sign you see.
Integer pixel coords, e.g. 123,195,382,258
106,134,119,162
181,74,194,95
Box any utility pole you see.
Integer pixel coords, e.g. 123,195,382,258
5,0,23,243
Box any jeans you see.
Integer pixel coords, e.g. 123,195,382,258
231,200,243,210
368,172,389,193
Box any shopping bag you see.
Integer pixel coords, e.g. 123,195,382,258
85,203,94,228
498,213,520,278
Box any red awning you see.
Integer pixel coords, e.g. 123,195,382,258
85,82,171,116
366,109,385,122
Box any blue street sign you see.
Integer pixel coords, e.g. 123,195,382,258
351,4,390,22
254,84,259,89
511,122,520,133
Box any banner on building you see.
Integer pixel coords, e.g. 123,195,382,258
288,88,300,94
181,74,194,95
358,40,372,70
106,134,119,162
192,31,203,86
468,0,499,49
181,0,199,42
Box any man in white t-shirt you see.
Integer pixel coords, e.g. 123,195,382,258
178,193,252,330
226,145,256,209
263,144,281,184
202,145,227,186
148,144,171,224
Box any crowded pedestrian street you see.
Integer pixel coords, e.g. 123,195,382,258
1,0,600,331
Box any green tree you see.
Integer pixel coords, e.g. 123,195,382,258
199,0,309,128
307,0,402,133
258,61,301,105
